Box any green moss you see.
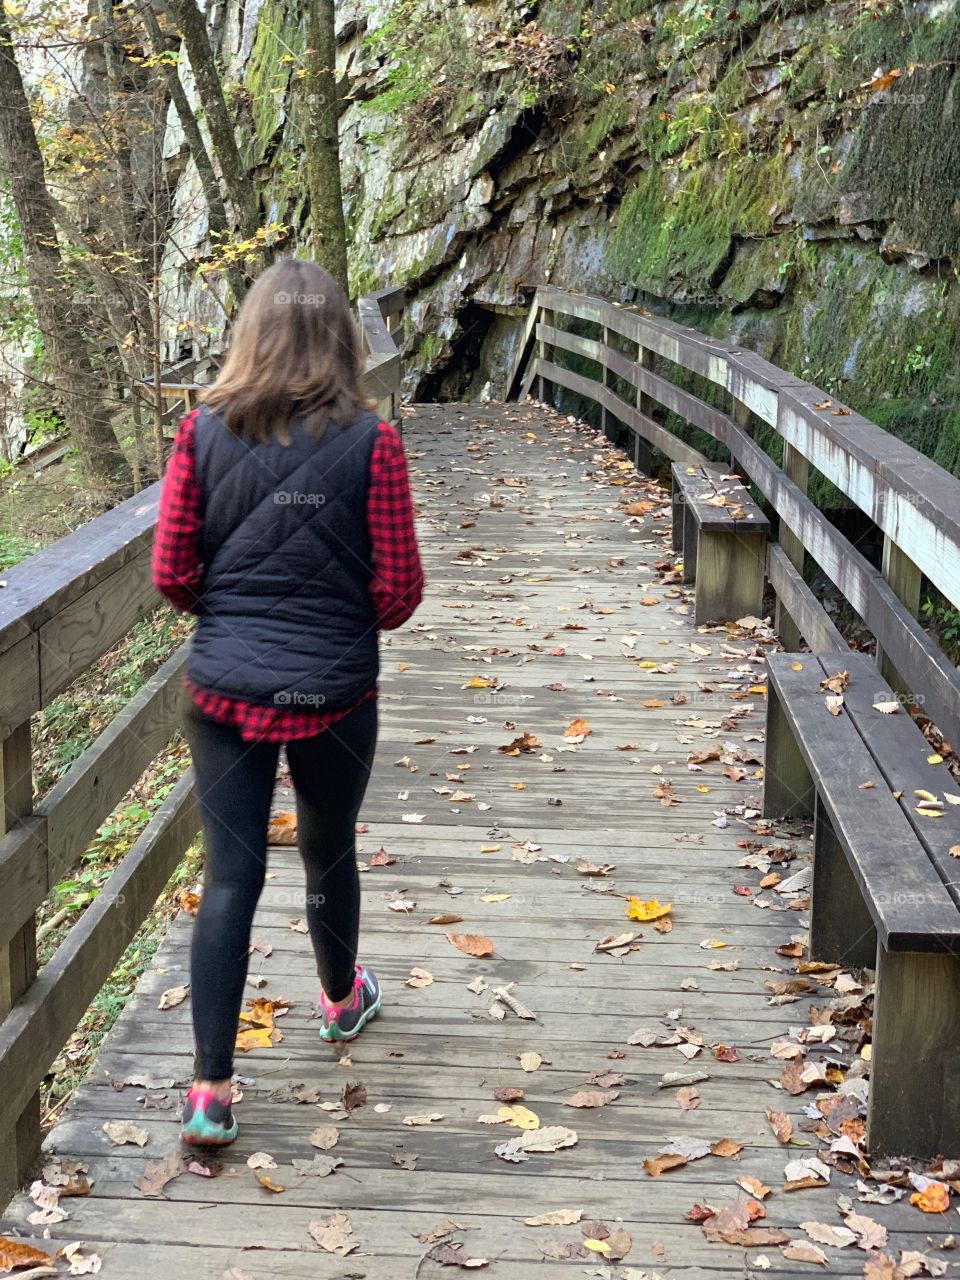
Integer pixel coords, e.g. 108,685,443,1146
419,333,444,364
244,0,304,165
610,152,790,293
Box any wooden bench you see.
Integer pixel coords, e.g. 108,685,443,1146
764,652,960,1158
671,464,770,625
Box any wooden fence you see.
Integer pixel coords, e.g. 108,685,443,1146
0,286,405,1203
508,285,960,752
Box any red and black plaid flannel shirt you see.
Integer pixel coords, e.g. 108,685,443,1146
151,410,424,742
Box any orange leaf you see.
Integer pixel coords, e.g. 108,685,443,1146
563,717,591,739
267,811,298,845
256,1172,286,1193
0,1239,53,1272
642,699,664,709
446,933,494,958
626,897,672,922
910,1183,950,1213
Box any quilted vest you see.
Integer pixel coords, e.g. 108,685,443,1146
187,404,380,710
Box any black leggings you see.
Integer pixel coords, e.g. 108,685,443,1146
183,698,377,1080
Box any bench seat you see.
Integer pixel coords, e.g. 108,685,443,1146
764,652,960,1158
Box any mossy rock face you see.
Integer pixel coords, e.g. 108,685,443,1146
243,0,304,167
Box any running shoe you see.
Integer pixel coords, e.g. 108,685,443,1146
180,1085,239,1146
319,964,381,1042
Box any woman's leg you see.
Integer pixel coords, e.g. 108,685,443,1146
285,699,378,1002
184,708,280,1086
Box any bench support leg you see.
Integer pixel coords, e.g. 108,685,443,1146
670,471,683,554
693,529,766,625
809,797,877,967
682,503,697,584
868,946,960,1159
762,682,814,818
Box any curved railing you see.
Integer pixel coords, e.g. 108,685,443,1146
508,285,960,751
0,286,405,1202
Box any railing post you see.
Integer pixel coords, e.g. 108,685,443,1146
601,326,613,441
537,308,554,407
0,720,39,1204
876,536,922,690
633,344,656,476
775,442,809,651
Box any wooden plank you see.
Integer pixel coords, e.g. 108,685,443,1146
0,634,39,741
0,774,198,1139
38,548,158,704
775,441,809,651
876,533,922,689
765,543,846,653
765,655,960,950
809,793,877,967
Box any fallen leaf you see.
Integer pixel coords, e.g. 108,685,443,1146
0,1240,53,1272
525,1209,583,1226
369,847,395,867
309,1126,340,1150
57,1241,102,1275
495,1125,578,1162
765,1108,793,1144
711,1138,743,1158
432,1243,489,1269
909,1183,950,1214
403,1113,445,1126
446,933,494,957
782,1242,828,1265
563,717,591,741
308,1212,358,1257
498,1105,540,1130
566,1090,620,1108
102,1120,148,1147
644,1153,688,1177
255,1173,285,1193
519,1051,543,1072
626,897,672,922
246,1152,278,1170
267,811,297,844
430,913,464,925
134,1152,184,1198
406,967,434,988
158,984,188,1011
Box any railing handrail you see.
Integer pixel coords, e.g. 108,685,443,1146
0,285,406,1205
512,284,960,754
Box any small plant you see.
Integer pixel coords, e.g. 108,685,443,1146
903,344,928,375
921,599,960,660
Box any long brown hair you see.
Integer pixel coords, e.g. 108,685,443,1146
203,260,370,443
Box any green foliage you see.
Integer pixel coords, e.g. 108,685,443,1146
0,530,40,569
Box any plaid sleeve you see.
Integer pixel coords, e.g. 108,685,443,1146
368,421,424,630
151,409,204,613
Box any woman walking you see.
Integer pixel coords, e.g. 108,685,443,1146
152,260,424,1146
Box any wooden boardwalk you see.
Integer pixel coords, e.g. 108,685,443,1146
0,403,946,1277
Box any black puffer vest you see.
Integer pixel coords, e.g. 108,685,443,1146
188,404,380,710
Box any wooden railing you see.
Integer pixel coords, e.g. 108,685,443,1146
0,286,405,1203
508,285,960,751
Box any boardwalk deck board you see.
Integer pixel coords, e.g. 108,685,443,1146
0,403,942,1277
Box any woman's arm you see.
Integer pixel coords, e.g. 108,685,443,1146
367,421,424,630
151,410,205,613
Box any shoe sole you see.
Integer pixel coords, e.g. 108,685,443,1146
318,991,382,1042
180,1118,239,1147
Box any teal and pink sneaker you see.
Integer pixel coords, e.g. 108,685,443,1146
180,1086,239,1146
319,965,381,1042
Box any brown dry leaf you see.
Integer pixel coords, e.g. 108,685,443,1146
446,933,494,958
566,1090,619,1109
652,782,680,807
676,1087,700,1110
289,917,308,933
0,1239,53,1272
432,1244,489,1269
576,858,615,877
267,811,298,845
765,1108,793,1144
158,984,188,1010
430,912,465,925
308,1212,358,1257
710,1138,743,1158
819,670,849,694
782,1242,829,1265
413,1219,464,1244
737,1176,772,1200
644,1152,688,1177
519,1051,542,1072
102,1120,149,1147
369,847,395,867
341,1081,366,1112
498,731,541,755
493,1087,524,1103
134,1152,184,1198
524,1209,583,1227
406,967,434,988
256,1173,285,1194
403,1113,445,1126
309,1126,340,1150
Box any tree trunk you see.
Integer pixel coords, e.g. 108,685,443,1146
165,0,260,245
299,0,349,292
0,4,132,497
140,3,247,303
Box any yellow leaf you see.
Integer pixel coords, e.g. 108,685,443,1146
463,676,492,689
791,662,803,671
626,897,672,922
638,661,657,669
235,1026,274,1052
498,1105,540,1130
510,782,526,790
480,894,511,903
584,1239,612,1254
480,844,501,853
696,785,710,794
749,684,767,696
928,753,944,765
